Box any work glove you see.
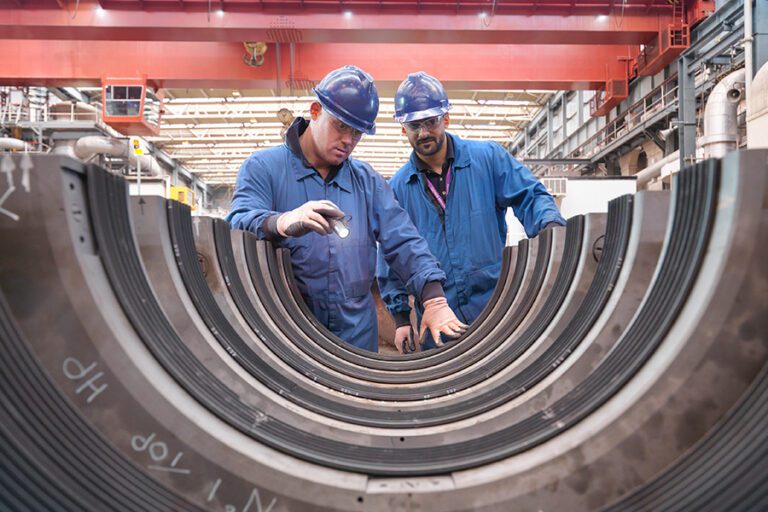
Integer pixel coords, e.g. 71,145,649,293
277,200,345,238
419,297,468,347
394,325,417,354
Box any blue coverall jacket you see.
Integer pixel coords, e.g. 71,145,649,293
227,121,446,352
377,134,566,349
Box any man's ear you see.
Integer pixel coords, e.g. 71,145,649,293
401,126,406,135
310,101,322,120
444,113,450,128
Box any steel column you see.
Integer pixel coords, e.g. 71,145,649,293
546,104,553,153
677,53,697,170
754,0,768,73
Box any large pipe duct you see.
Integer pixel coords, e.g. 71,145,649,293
701,68,746,159
637,70,746,189
133,153,164,177
72,135,164,176
634,149,680,188
74,135,126,160
747,61,768,148
50,140,77,158
0,137,27,151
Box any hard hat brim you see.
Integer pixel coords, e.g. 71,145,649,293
394,105,452,124
313,89,377,135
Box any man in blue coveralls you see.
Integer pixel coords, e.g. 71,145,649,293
227,66,467,352
378,72,566,353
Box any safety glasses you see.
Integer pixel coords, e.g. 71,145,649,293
330,117,364,140
402,115,443,133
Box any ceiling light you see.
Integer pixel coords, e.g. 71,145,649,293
231,91,241,97
479,11,487,18
596,14,608,22
217,9,225,16
95,5,106,16
343,11,353,19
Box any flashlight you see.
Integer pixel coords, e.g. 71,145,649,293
333,215,352,239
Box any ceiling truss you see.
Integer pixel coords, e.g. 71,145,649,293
149,93,547,183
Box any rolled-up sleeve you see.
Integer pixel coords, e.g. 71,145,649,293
490,142,566,238
225,155,282,239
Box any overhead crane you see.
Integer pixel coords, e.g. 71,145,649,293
1,0,713,120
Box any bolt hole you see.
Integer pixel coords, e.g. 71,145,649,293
357,496,364,503
399,437,405,442
69,183,75,190
79,236,85,243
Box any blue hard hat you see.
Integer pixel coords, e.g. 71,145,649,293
394,71,452,123
312,66,379,135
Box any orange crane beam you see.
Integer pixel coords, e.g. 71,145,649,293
0,2,675,45
0,40,634,91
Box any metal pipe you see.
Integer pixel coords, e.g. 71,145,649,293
635,150,679,188
72,136,164,176
0,137,26,151
50,140,77,158
133,153,164,178
745,0,754,104
638,68,747,187
74,101,98,113
74,136,126,160
659,125,676,140
701,68,745,159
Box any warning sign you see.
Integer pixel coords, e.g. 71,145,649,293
131,137,143,156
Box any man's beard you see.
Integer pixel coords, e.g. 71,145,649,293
414,133,445,157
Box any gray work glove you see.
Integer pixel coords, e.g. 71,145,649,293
394,325,417,354
276,200,345,238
